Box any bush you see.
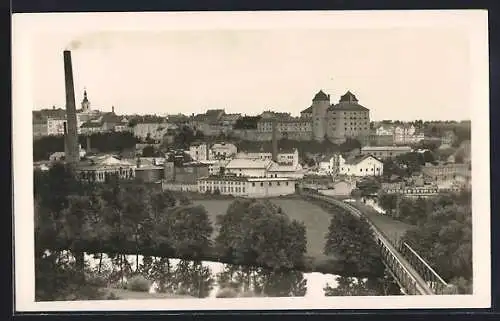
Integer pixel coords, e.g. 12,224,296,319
126,275,151,292
106,292,121,300
215,287,238,298
239,290,262,297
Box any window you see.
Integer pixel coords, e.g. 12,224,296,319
277,182,281,186
286,182,289,186
260,182,264,187
242,188,245,193
269,182,272,186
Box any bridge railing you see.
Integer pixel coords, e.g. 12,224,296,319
397,241,448,294
301,191,430,295
377,233,427,295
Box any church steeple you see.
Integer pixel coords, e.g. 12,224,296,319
81,88,90,112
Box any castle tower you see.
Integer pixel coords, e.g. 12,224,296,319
311,90,330,141
81,88,90,112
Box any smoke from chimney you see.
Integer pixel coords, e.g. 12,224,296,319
271,119,278,162
63,50,80,165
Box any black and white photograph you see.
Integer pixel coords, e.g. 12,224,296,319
13,10,490,311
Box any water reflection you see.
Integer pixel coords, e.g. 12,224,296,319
73,253,397,299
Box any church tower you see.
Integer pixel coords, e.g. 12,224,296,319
81,88,90,112
311,90,330,141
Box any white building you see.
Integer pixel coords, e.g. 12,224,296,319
209,142,238,160
75,155,137,183
189,143,209,161
133,122,175,142
360,146,412,160
197,176,296,198
199,159,230,176
338,155,383,177
268,162,305,179
236,148,300,167
393,125,425,145
318,154,342,175
225,159,273,177
375,125,394,136
47,117,67,136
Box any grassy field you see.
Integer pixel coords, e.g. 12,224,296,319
192,198,333,261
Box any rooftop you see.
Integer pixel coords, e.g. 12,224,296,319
301,106,313,114
312,90,329,102
362,146,412,151
344,154,382,165
226,158,274,169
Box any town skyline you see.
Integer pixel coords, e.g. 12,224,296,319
30,28,471,122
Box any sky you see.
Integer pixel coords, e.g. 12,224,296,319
27,14,473,121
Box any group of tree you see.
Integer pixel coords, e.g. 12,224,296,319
377,191,472,293
215,199,308,271
33,132,138,161
232,116,262,130
323,206,385,278
141,145,164,157
381,151,434,179
34,163,213,300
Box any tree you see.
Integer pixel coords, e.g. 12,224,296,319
324,276,379,296
165,205,213,259
215,199,307,270
142,145,160,157
356,178,381,196
324,210,384,277
401,198,472,292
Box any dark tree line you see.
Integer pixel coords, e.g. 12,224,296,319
34,164,213,300
215,199,308,271
377,191,473,293
33,132,138,161
323,206,385,278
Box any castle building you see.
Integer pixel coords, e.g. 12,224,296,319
326,91,370,144
300,90,371,144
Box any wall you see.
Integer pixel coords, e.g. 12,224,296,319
174,165,210,184
162,182,198,192
312,99,329,141
246,179,296,197
135,167,164,182
198,179,248,196
360,147,412,159
225,167,267,178
339,157,383,177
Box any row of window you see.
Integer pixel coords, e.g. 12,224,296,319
199,180,290,188
200,186,246,193
340,167,381,172
386,188,438,194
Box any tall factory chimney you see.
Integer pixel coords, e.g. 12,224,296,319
86,135,91,153
271,118,278,162
63,50,80,165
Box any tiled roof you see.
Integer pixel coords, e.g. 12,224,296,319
81,121,103,128
328,91,369,112
313,90,329,101
339,91,358,103
344,154,382,165
361,146,412,151
226,158,273,169
101,112,123,124
301,106,313,114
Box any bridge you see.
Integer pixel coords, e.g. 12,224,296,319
301,191,452,295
